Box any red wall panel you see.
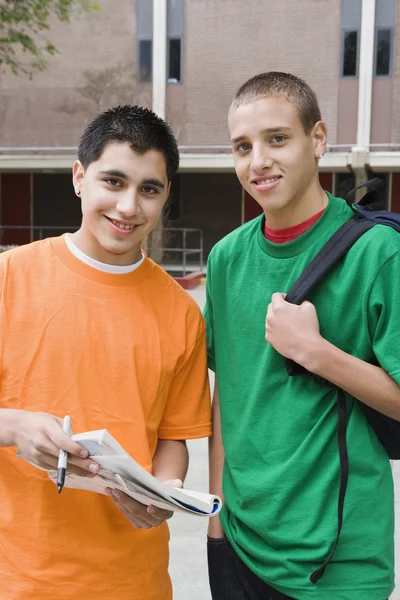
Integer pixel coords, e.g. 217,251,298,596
1,174,31,245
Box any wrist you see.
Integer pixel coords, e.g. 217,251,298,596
208,516,225,538
1,409,26,447
298,336,331,375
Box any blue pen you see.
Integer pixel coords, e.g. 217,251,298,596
57,416,71,494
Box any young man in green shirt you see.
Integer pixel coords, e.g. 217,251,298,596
205,72,400,599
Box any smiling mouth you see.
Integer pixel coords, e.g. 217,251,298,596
252,176,282,186
105,216,140,231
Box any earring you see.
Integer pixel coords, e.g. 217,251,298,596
76,190,81,196
318,153,324,159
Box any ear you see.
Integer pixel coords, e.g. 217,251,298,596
311,121,327,160
72,160,85,196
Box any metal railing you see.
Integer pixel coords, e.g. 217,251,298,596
0,225,204,277
147,227,204,276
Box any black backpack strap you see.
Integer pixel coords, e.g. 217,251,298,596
344,178,386,208
283,212,375,582
310,389,349,583
285,215,375,377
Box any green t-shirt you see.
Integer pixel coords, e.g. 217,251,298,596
204,193,400,599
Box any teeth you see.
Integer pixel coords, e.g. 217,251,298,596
255,177,279,185
111,219,136,230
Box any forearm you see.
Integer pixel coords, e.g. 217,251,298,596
152,439,189,483
208,382,226,537
304,337,400,420
0,409,24,447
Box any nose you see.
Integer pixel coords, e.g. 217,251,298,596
250,144,274,174
115,190,140,218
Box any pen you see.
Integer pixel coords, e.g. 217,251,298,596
57,415,71,494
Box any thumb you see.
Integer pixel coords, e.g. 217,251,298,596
163,478,183,489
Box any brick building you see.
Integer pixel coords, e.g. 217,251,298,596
0,0,398,266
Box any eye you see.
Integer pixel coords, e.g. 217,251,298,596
271,135,287,144
235,142,251,153
142,186,158,195
104,178,122,187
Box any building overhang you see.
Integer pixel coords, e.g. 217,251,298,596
0,150,400,173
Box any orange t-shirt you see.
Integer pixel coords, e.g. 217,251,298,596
0,235,211,600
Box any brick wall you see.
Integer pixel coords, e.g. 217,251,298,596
182,0,342,147
0,0,151,148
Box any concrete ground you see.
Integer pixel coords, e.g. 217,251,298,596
169,286,400,599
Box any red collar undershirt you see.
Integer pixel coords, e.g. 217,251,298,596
263,208,326,243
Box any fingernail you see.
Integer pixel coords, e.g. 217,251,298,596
80,450,88,458
112,490,121,500
148,506,156,514
89,463,99,473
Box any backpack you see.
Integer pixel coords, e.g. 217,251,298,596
284,179,400,583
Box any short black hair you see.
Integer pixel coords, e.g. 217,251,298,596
78,105,179,181
232,72,322,134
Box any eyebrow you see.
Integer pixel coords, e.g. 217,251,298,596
99,171,165,189
231,126,292,144
99,169,128,179
142,178,165,190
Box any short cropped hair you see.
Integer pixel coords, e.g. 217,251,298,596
232,72,322,134
78,105,179,181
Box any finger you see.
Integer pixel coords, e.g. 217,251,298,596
67,455,100,474
106,490,156,528
47,425,89,459
66,464,98,478
147,505,174,521
271,292,286,304
163,479,183,489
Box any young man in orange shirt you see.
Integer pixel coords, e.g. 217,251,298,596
0,105,211,600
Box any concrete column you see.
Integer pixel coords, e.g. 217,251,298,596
352,0,376,188
152,0,167,119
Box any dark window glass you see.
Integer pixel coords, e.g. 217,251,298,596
342,30,358,76
168,38,181,82
165,175,182,221
376,28,392,75
335,173,356,204
139,39,152,82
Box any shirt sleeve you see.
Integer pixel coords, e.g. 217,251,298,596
368,250,400,386
158,316,212,440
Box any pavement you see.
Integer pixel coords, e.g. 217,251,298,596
168,285,400,599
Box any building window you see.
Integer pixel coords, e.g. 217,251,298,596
139,39,152,82
168,38,181,82
137,0,153,83
375,28,393,76
335,172,356,203
167,0,184,83
342,30,359,76
165,175,182,222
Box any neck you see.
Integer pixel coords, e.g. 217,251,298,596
264,181,328,230
71,228,142,266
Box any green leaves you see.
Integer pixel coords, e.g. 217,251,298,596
0,0,99,77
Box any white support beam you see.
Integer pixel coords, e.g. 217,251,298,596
152,0,167,119
356,0,376,149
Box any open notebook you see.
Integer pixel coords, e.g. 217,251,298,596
46,429,221,517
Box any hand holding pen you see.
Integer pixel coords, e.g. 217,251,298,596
13,411,101,478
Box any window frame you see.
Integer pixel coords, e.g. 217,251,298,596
374,27,394,77
340,27,360,77
167,36,183,84
137,38,153,83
